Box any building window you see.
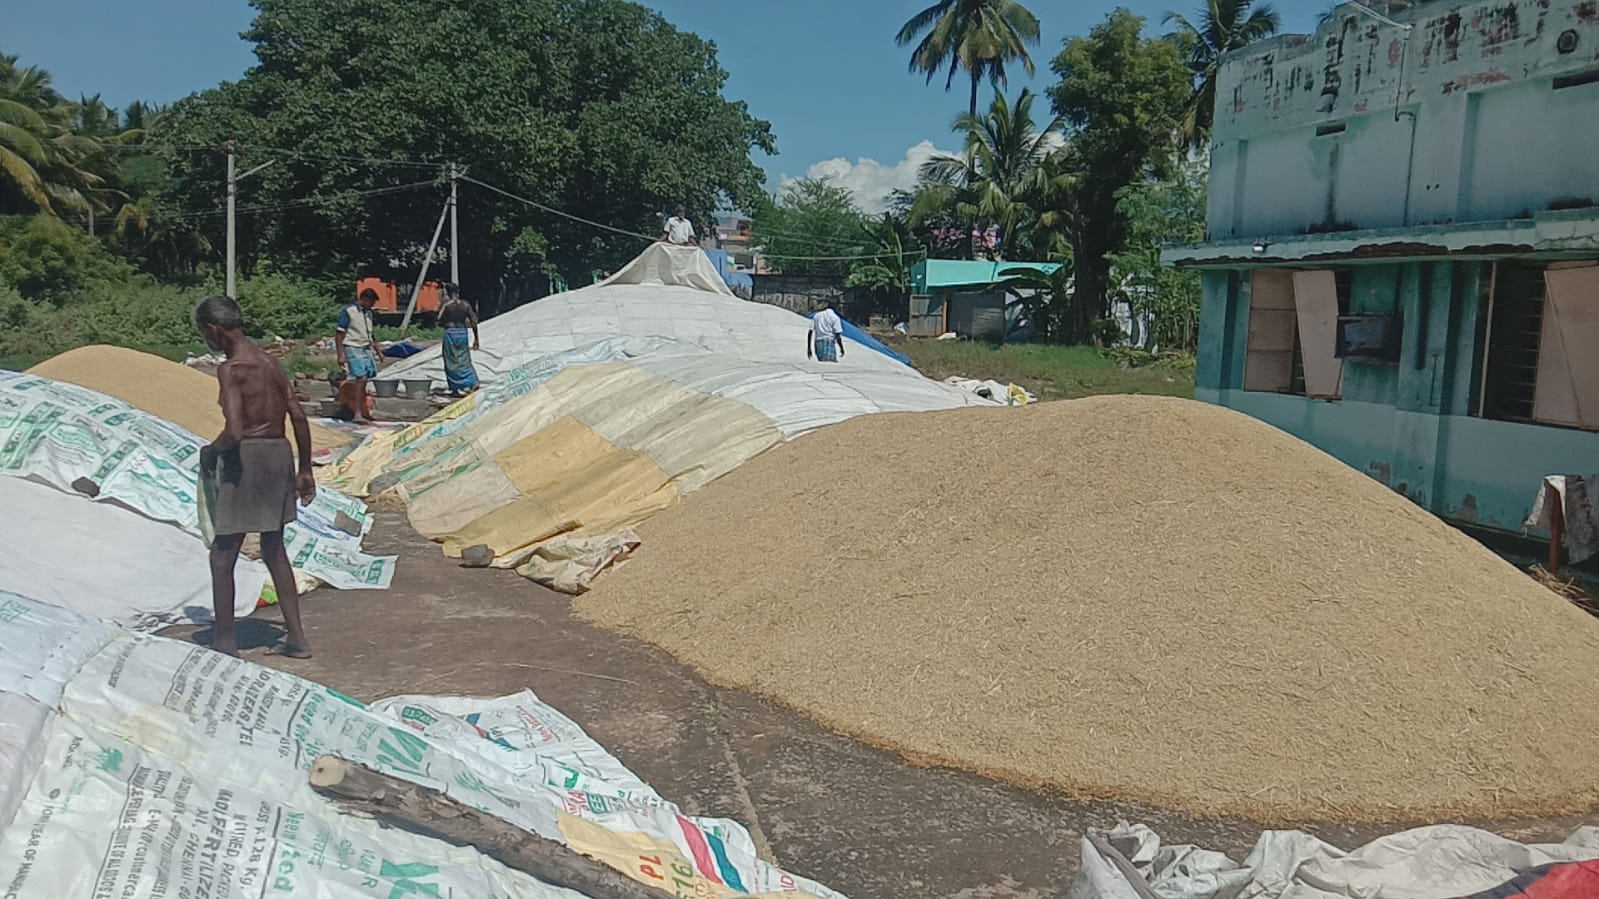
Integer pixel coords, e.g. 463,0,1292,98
1478,261,1599,429
1243,268,1350,398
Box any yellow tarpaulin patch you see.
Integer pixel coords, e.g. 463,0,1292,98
438,416,678,558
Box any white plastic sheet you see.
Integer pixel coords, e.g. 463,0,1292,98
0,370,395,591
1073,820,1599,899
0,589,847,898
0,476,267,630
1526,475,1599,565
379,244,971,391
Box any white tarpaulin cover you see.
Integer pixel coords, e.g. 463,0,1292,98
0,476,267,630
0,370,395,592
1071,821,1599,899
0,589,847,898
378,243,957,389
328,244,994,590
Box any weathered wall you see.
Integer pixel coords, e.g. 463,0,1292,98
1209,0,1599,240
1197,261,1599,534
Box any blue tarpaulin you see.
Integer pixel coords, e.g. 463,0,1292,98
704,248,753,295
808,312,911,366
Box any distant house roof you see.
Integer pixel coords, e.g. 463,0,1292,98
913,259,1062,292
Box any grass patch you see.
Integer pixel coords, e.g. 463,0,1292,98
375,324,443,343
892,338,1195,401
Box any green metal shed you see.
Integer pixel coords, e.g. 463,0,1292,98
909,259,1062,339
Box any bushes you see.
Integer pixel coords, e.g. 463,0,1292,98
232,271,341,341
0,216,139,306
1,271,343,370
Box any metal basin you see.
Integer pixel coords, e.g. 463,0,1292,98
372,380,400,398
402,378,433,397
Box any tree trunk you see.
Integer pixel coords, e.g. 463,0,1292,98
308,756,677,899
969,71,981,118
1068,234,1111,346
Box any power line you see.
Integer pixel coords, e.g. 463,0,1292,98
461,175,659,242
164,179,441,220
758,248,928,263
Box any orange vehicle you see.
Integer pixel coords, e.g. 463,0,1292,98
355,276,444,323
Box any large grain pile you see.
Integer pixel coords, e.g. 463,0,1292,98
577,396,1599,823
30,345,345,451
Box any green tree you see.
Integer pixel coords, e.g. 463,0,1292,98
0,56,123,226
751,178,865,277
846,212,923,317
1164,0,1281,145
1048,9,1192,344
1107,156,1208,352
896,0,1042,116
155,0,775,307
911,88,1060,261
998,258,1074,343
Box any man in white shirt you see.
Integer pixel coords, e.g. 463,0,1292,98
661,205,696,245
807,300,846,363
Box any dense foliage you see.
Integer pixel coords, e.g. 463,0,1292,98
2,0,1288,363
155,0,774,303
751,3,1238,350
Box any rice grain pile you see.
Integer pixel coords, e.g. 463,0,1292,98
30,345,346,452
577,396,1599,823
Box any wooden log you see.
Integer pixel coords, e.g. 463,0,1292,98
309,755,676,899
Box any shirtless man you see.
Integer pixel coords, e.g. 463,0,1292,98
194,295,317,658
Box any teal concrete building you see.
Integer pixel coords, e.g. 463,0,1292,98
1167,0,1599,536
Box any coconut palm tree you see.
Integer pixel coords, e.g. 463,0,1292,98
911,88,1061,259
0,58,121,224
0,55,56,211
896,0,1042,117
1164,0,1281,146
2,58,83,215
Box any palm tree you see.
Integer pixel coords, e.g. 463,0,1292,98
0,55,57,211
0,58,121,226
1164,0,1281,146
911,88,1061,259
0,57,101,218
896,0,1042,117
0,94,52,210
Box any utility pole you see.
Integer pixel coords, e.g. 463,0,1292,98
400,194,453,331
448,162,461,288
225,141,236,299
224,143,275,300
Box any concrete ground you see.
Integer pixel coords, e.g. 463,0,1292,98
167,515,1599,899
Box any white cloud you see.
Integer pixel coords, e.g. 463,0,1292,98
782,140,957,215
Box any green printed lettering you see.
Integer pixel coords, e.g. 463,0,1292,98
376,727,429,777
379,860,442,899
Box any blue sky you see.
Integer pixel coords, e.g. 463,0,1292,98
6,0,1323,212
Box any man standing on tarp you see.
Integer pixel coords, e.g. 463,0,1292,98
807,299,846,363
335,287,380,424
438,282,481,397
661,205,697,246
194,295,317,659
